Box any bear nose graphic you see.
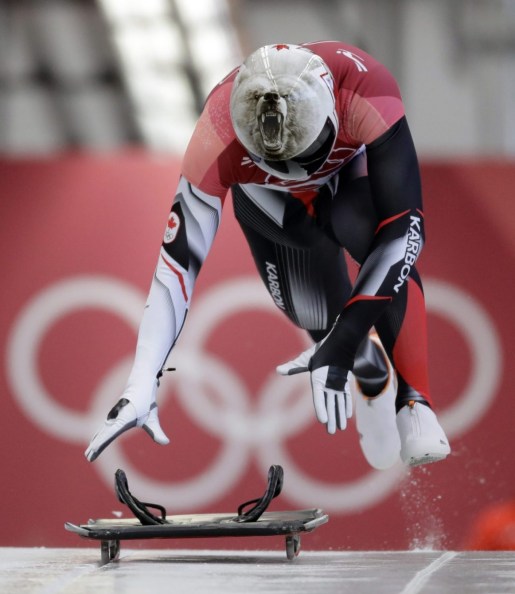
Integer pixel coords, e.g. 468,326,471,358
263,92,280,102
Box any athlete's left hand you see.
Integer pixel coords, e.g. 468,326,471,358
276,345,352,433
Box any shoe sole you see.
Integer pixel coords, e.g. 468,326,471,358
404,452,449,467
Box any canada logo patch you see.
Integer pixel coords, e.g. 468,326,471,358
164,211,181,243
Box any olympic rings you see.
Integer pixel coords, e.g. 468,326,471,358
175,278,314,442
6,274,502,512
91,354,252,508
424,279,502,437
6,276,144,442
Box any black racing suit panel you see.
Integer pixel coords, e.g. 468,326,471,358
309,116,425,371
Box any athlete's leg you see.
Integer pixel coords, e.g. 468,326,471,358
373,270,432,410
232,183,351,341
329,161,449,466
328,162,432,410
313,157,401,468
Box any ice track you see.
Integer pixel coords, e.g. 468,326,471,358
2,548,514,593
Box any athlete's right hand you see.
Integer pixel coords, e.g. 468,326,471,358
84,397,170,462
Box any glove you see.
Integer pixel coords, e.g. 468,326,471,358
277,344,352,434
85,390,169,462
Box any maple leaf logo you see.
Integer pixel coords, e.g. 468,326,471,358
164,211,180,243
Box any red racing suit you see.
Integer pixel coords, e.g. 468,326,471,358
130,41,432,411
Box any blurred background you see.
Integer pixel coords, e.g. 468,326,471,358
2,0,515,156
1,0,515,552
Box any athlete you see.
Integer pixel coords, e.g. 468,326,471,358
85,42,450,468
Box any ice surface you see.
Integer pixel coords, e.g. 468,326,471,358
1,548,514,594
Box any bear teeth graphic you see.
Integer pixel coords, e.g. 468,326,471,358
259,111,284,152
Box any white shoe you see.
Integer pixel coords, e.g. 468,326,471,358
353,337,401,470
396,401,450,467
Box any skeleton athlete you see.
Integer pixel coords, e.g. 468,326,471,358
86,41,450,469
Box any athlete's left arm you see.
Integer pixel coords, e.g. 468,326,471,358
356,115,423,297
310,115,424,370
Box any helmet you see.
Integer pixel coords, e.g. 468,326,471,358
230,44,338,181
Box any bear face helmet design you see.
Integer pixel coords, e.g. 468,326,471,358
230,44,338,181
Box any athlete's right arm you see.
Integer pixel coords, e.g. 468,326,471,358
84,176,223,461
